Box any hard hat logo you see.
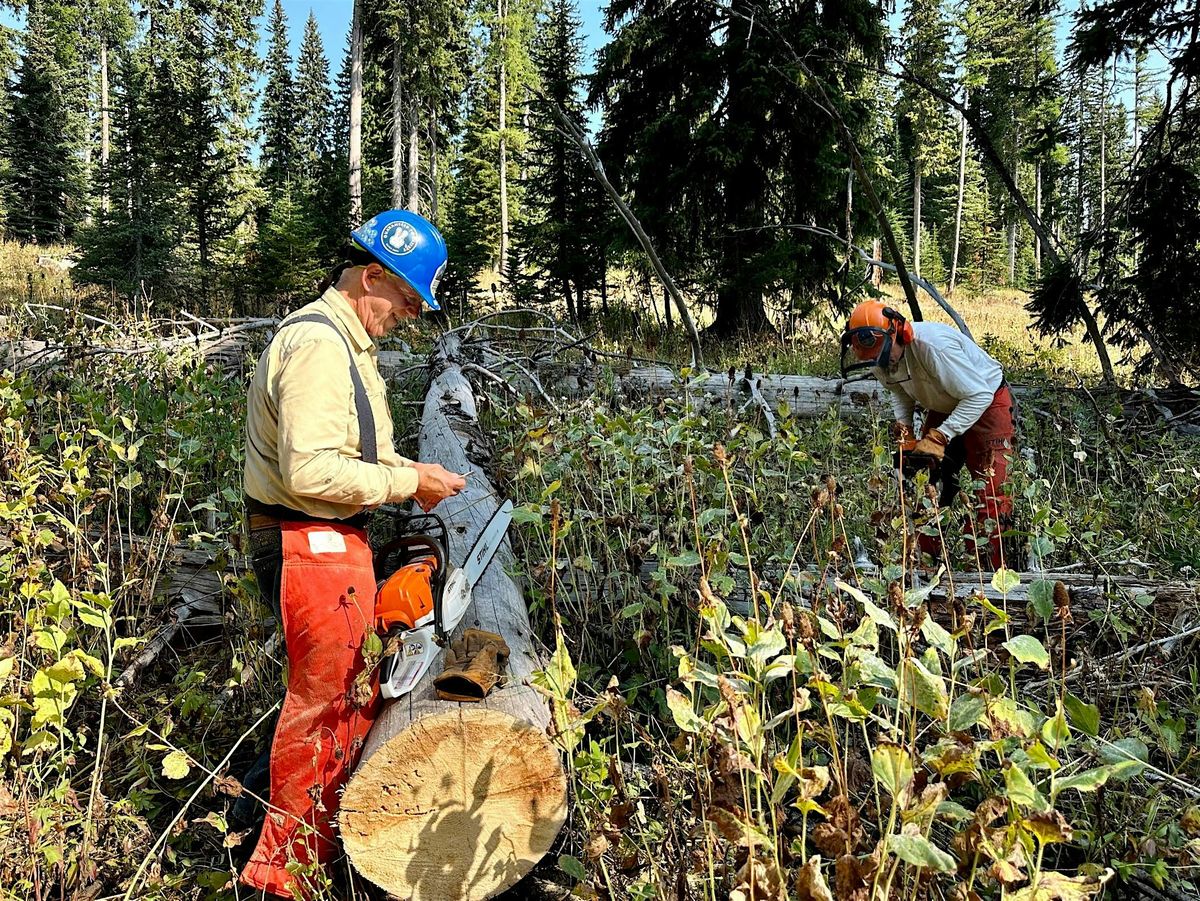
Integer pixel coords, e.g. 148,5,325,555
381,221,419,256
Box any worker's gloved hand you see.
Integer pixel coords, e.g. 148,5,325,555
912,427,950,461
890,420,915,442
434,628,511,702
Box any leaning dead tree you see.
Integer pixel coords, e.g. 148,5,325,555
339,335,567,901
545,98,706,371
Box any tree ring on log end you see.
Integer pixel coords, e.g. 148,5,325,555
340,708,567,900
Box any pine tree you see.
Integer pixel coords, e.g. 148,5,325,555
3,0,86,243
897,0,954,279
76,45,174,291
260,0,297,197
594,0,885,334
447,0,537,282
518,0,607,320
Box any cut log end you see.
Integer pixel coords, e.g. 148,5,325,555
340,708,567,900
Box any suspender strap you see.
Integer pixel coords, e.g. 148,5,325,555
274,312,378,465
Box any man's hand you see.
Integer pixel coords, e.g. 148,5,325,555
411,462,467,512
890,420,915,442
912,427,950,461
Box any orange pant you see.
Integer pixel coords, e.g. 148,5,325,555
919,385,1016,570
241,521,380,897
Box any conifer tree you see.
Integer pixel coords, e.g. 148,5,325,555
260,0,297,197
3,0,85,243
518,0,607,320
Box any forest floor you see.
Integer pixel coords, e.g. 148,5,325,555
1,249,1198,900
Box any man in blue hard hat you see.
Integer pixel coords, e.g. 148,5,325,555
239,210,466,897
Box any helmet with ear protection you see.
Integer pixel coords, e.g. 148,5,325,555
840,301,913,377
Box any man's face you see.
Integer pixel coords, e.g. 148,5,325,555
359,264,424,337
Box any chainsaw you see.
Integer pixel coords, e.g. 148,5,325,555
373,499,514,700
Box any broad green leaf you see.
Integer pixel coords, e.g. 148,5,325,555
1028,580,1056,622
920,616,954,656
992,568,1021,594
1063,692,1100,737
1054,762,1139,795
872,744,914,797
0,656,12,684
761,655,796,683
161,750,191,780
44,657,85,684
743,620,786,666
666,689,706,734
900,658,949,719
667,550,701,567
558,854,587,881
363,631,383,658
887,834,957,873
851,651,897,692
936,800,973,822
1004,762,1049,812
77,604,112,630
949,693,986,732
1003,635,1050,670
510,504,543,526
1041,703,1070,750
1098,738,1149,780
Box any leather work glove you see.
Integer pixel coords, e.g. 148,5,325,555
889,420,915,443
912,427,950,462
434,628,511,702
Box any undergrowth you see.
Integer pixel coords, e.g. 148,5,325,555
1,293,1198,900
489,378,1200,899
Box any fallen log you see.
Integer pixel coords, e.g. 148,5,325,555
619,365,889,418
552,560,1198,653
340,335,567,901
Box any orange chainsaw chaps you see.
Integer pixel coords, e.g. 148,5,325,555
240,521,380,899
375,554,438,632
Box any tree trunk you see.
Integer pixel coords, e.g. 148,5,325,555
430,105,440,219
100,40,110,213
912,168,922,279
576,280,589,323
1099,62,1107,229
1007,151,1019,286
497,0,509,277
600,246,608,315
949,101,967,295
349,0,364,224
390,39,405,209
562,277,576,323
1034,162,1042,277
407,95,420,213
663,282,672,328
341,337,567,900
872,238,882,288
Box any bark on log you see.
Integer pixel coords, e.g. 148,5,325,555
340,335,567,900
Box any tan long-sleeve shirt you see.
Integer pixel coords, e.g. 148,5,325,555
244,287,419,521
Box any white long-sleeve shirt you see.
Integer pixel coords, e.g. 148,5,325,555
873,321,1004,439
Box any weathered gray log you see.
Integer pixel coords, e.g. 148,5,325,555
618,366,889,417
340,335,567,901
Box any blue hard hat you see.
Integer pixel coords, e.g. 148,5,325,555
350,210,447,311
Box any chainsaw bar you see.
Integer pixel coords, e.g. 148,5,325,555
379,499,514,700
